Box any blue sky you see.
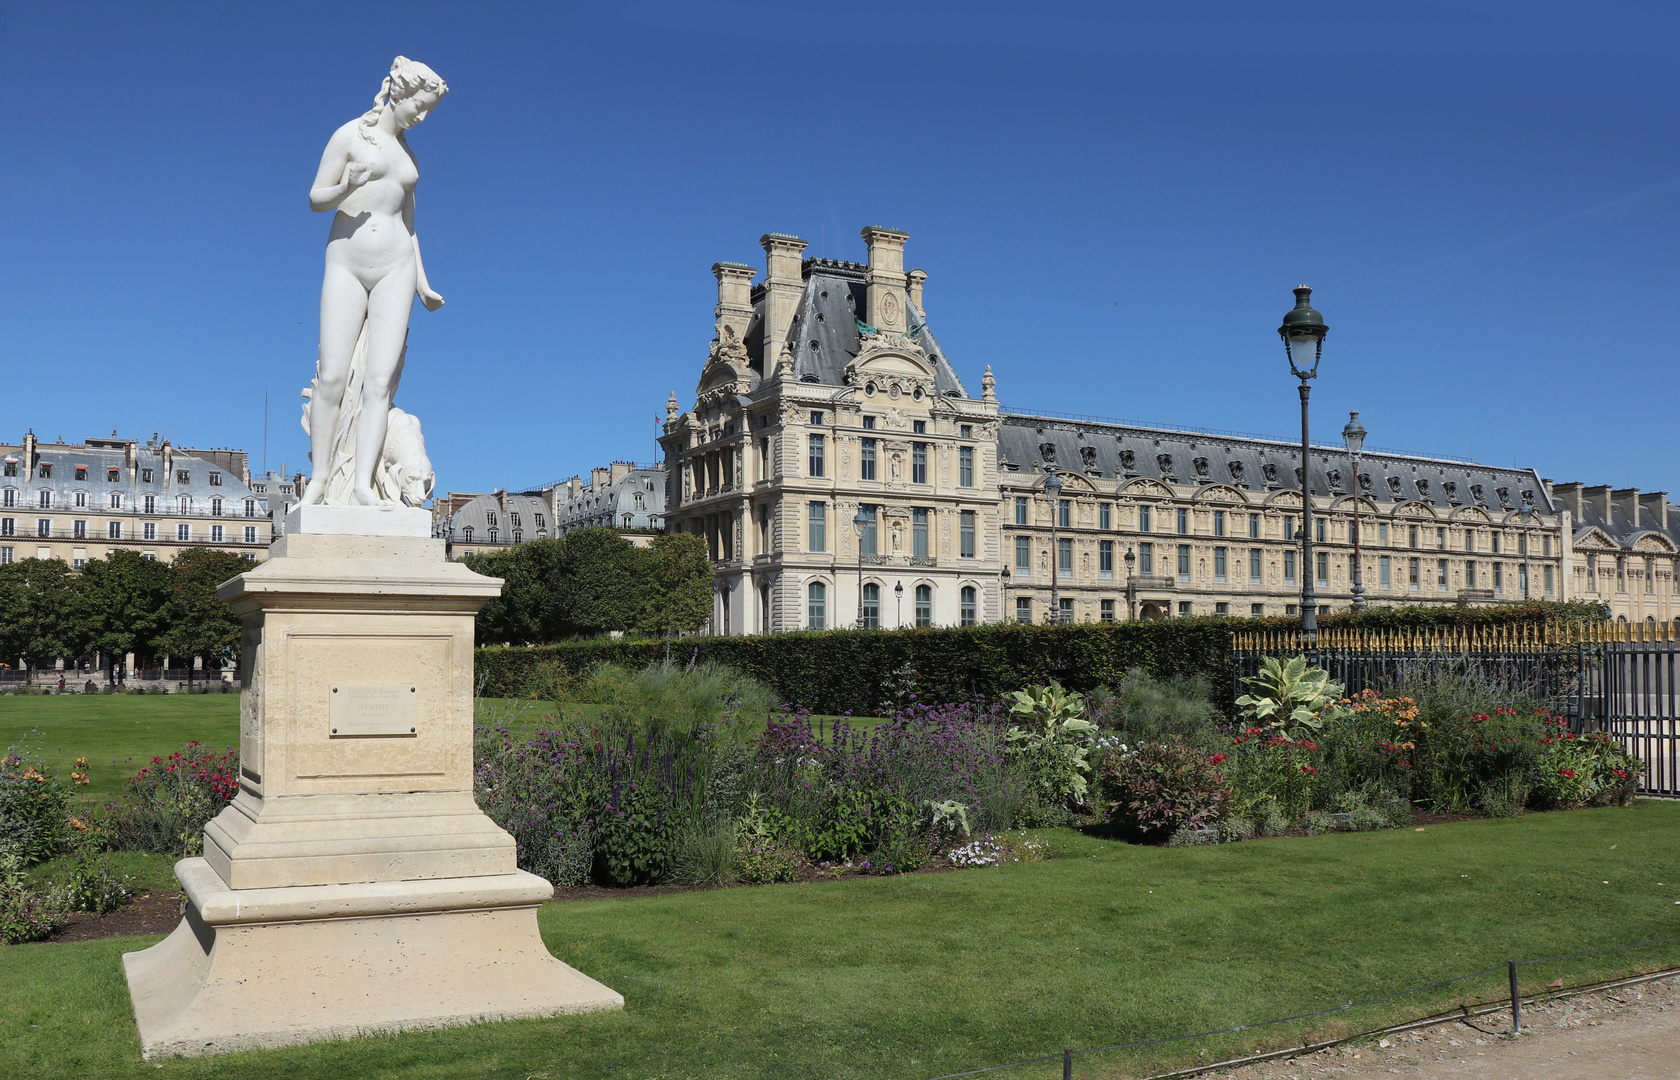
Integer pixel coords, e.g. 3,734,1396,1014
3,2,1676,497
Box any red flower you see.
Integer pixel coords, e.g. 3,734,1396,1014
1613,769,1628,778
1210,753,1228,765
1299,765,1319,775
1557,768,1577,779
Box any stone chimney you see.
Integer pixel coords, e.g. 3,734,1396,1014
1583,484,1613,523
1613,488,1644,528
906,269,927,315
711,262,756,344
760,233,808,369
610,461,631,483
161,442,174,490
592,467,611,488
1552,482,1584,521
860,226,910,332
21,430,36,477
1639,491,1669,531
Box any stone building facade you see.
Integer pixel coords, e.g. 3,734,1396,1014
1553,482,1680,632
435,490,553,559
0,431,271,567
660,228,1003,634
548,463,666,535
997,415,1570,623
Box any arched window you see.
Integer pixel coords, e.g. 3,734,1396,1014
807,581,827,630
960,586,977,627
862,583,880,629
915,584,932,628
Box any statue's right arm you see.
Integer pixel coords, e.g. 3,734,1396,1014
308,127,363,213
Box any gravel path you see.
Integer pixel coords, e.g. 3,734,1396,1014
1206,974,1680,1080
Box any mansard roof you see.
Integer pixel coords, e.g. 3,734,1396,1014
996,413,1556,515
1567,488,1680,553
744,259,969,398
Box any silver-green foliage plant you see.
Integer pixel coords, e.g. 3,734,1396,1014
1005,681,1097,803
1235,656,1350,740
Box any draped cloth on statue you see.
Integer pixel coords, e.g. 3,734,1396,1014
301,326,432,506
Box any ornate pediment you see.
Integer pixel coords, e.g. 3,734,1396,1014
1120,477,1173,499
1192,484,1247,504
1395,501,1439,519
844,325,935,402
1573,527,1618,550
1632,532,1677,553
1265,489,1304,508
695,324,753,408
1451,505,1492,523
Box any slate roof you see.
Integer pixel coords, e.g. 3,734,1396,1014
743,259,970,398
0,439,260,511
446,493,551,541
1561,487,1680,550
997,414,1555,515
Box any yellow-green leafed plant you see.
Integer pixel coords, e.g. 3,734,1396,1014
1235,656,1350,740
1005,681,1098,801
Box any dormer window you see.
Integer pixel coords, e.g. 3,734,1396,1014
75,466,87,481
2,461,14,477
510,512,521,528
107,468,120,483
177,470,191,484
486,510,498,528
38,464,52,479
463,526,474,542
534,513,545,528
142,468,154,483
209,472,222,486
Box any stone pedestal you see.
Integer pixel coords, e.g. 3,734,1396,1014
123,508,621,1059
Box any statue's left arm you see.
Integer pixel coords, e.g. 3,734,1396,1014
406,190,445,311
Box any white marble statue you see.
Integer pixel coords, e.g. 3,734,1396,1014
299,56,447,507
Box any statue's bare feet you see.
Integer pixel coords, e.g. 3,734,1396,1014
299,476,328,505
350,485,383,506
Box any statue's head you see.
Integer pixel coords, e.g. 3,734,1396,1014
361,57,449,138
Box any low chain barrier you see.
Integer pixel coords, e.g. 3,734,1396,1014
920,931,1680,1080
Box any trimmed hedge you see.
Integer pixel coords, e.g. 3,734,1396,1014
1255,599,1608,632
478,619,1239,714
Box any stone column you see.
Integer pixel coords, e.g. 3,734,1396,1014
122,506,621,1059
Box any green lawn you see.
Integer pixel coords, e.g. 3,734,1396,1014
0,696,239,798
3,802,1678,1080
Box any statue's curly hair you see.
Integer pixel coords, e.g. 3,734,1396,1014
358,56,448,143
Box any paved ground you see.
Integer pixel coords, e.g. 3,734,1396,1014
1208,974,1680,1080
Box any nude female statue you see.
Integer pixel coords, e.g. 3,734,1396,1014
301,57,447,506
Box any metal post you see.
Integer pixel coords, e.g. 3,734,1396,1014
1349,447,1365,611
1048,483,1061,624
856,515,866,629
1508,960,1522,1033
1299,380,1317,650
1063,1047,1073,1080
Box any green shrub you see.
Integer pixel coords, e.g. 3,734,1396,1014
1089,669,1223,750
670,824,738,887
0,749,72,866
101,741,239,856
733,843,800,884
1095,740,1232,842
1004,681,1097,807
0,853,64,944
56,850,133,914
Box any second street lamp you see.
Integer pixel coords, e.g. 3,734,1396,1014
1342,410,1367,611
1044,468,1063,624
853,505,871,628
1123,545,1138,620
1279,286,1329,647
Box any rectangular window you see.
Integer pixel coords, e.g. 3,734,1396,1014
1178,601,1193,617
1251,603,1265,618
808,434,825,477
959,446,974,487
1015,496,1028,525
915,585,932,627
1177,508,1189,534
860,505,877,555
110,493,122,509
913,508,929,558
74,491,86,508
960,511,975,558
1058,597,1073,625
1058,537,1072,572
1491,532,1501,554
176,470,189,484
961,587,977,626
1249,547,1262,584
209,471,222,486
1517,533,1528,556
1284,549,1296,584
1248,513,1260,539
1099,502,1111,530
37,519,51,537
1646,558,1656,594
211,525,224,543
912,443,927,484
859,438,876,481
1015,535,1030,571
1437,527,1447,549
1139,505,1152,532
960,424,972,438
244,526,257,544
1215,602,1229,615
863,416,876,430
144,494,156,514
1543,535,1552,557
1409,525,1420,548
912,420,926,434
0,547,10,565
1016,596,1032,623
39,490,52,508
107,521,121,540
1437,558,1449,592
1138,542,1153,576
1493,562,1503,593
1214,510,1226,537
1285,604,1298,616
1177,543,1191,580
1466,560,1477,588
1315,518,1326,543
1100,599,1115,622
1544,564,1554,595
1316,551,1329,587
810,411,824,426
1053,499,1067,528
0,518,10,536
1379,555,1391,589
1379,522,1389,546
1099,539,1114,577
1214,546,1228,582
1409,556,1420,590
808,502,826,552
143,522,156,540
1283,515,1294,542
1464,531,1476,553
73,519,87,538
807,583,826,630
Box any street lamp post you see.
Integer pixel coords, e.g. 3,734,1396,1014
893,580,904,629
1045,468,1063,624
1279,286,1329,648
854,505,870,628
1519,499,1535,600
1124,546,1138,620
1342,411,1367,611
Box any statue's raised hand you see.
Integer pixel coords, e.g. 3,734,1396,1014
418,285,445,311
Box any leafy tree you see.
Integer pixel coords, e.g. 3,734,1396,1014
0,559,93,674
554,528,642,636
636,534,713,635
156,550,250,683
463,539,569,646
82,550,172,677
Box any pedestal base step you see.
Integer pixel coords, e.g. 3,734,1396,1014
122,859,622,1059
